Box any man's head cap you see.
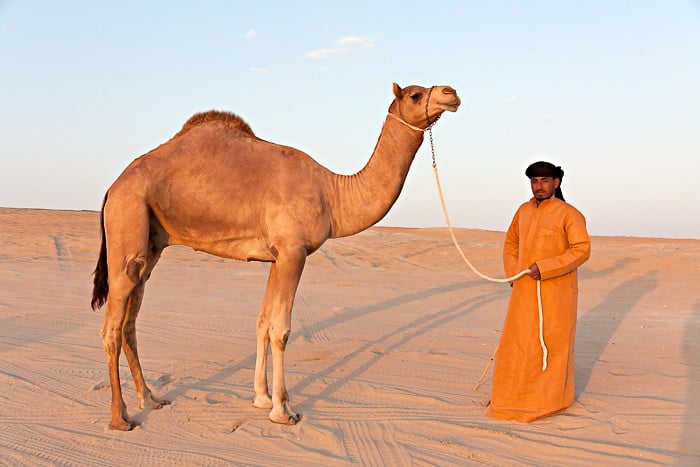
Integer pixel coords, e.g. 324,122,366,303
525,161,566,201
525,161,564,180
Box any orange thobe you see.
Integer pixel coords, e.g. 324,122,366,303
486,196,591,422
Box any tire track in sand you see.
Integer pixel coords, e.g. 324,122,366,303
52,234,72,272
341,420,411,465
0,359,91,407
294,293,330,344
0,424,114,466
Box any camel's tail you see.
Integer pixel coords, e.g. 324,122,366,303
91,193,109,310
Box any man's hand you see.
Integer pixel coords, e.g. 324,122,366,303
528,263,541,281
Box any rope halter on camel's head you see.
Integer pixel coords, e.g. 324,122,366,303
387,86,440,133
424,85,441,130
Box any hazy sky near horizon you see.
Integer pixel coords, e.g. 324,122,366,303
1,1,698,239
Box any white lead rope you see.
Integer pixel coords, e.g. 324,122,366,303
422,126,549,384
536,280,547,371
388,113,549,379
431,159,548,374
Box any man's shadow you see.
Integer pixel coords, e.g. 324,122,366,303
678,299,700,462
575,270,658,396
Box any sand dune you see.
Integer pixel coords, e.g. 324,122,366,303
0,207,698,465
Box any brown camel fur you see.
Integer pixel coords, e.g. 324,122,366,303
91,83,460,430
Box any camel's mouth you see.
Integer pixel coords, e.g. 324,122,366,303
436,91,461,113
437,99,461,112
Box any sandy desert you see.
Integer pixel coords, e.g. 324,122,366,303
0,207,698,465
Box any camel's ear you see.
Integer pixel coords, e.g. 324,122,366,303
392,83,403,98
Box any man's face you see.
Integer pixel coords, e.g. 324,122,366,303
530,176,560,202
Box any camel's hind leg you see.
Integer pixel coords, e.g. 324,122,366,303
101,274,142,431
100,199,165,430
121,246,169,411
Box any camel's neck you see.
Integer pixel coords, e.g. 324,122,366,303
327,115,424,238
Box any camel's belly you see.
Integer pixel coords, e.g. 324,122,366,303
170,235,275,262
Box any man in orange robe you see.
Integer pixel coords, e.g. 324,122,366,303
486,161,591,422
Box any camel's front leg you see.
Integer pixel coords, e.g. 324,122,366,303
253,307,272,410
253,247,305,424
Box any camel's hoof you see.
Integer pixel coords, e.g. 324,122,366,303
253,394,273,410
109,418,138,431
269,406,300,425
141,396,170,410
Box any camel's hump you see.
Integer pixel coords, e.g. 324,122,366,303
175,110,255,138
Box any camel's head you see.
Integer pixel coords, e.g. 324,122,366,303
389,83,460,130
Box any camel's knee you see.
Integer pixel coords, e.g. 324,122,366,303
121,325,137,348
271,327,291,350
256,313,271,340
100,320,114,341
100,327,121,356
125,256,146,284
100,313,125,353
256,314,267,330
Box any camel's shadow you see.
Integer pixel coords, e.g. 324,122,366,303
134,279,507,424
131,258,652,426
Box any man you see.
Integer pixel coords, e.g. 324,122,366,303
486,161,591,422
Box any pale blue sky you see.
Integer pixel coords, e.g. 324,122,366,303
1,1,698,238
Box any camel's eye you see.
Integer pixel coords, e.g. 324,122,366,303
410,93,421,102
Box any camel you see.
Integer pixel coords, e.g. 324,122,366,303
91,82,460,430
